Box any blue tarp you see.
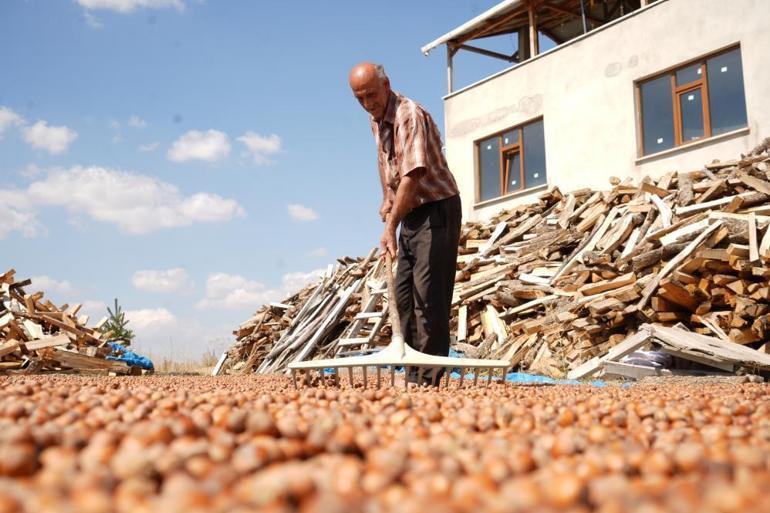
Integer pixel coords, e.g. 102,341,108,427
106,342,154,371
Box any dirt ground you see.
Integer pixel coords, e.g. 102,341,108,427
0,375,768,513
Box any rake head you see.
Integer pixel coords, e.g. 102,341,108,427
288,334,510,390
287,253,511,389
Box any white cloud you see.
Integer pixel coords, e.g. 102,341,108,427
80,300,108,321
30,275,76,296
308,247,327,257
196,273,276,310
196,268,324,311
22,121,78,154
0,106,24,139
287,203,318,222
0,189,43,238
76,0,184,13
83,11,104,28
19,164,41,179
280,269,325,293
0,165,244,238
167,129,230,163
128,115,147,128
132,268,192,292
125,307,177,330
0,205,43,239
237,132,282,165
138,142,159,152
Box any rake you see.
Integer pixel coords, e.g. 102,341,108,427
288,253,511,389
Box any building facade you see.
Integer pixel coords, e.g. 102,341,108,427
423,0,770,222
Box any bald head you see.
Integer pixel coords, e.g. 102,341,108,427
349,62,387,88
349,62,391,121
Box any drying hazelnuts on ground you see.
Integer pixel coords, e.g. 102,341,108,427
0,375,768,513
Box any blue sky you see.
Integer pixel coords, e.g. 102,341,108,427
0,0,518,360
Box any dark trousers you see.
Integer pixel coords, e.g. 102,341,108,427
396,194,462,357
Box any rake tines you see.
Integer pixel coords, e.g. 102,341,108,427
288,254,511,390
290,363,510,390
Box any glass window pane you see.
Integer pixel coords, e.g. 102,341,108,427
679,88,704,142
478,136,500,201
522,120,547,189
502,129,519,147
707,48,748,135
505,152,521,192
676,63,702,86
640,75,675,154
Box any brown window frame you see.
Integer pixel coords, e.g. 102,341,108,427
474,117,544,203
636,44,744,156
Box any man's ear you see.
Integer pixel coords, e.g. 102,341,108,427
383,77,391,91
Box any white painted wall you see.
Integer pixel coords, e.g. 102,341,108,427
443,0,770,222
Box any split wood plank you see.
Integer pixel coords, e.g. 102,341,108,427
738,171,770,195
23,334,70,351
500,295,559,320
649,194,672,227
32,314,103,345
640,181,669,198
602,361,673,379
677,171,694,206
0,339,21,357
558,194,576,229
457,305,468,343
749,213,760,261
675,193,752,216
637,220,723,310
551,207,620,282
619,227,641,260
578,272,635,296
50,348,130,372
659,218,711,246
650,324,770,369
567,328,652,379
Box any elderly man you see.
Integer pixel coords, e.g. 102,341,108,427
349,62,461,385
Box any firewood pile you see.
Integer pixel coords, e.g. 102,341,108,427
0,269,130,374
225,138,770,379
219,249,389,375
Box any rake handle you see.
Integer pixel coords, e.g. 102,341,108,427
384,253,405,355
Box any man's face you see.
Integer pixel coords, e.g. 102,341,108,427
351,77,390,121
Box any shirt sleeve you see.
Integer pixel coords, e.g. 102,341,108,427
370,121,388,184
398,102,431,178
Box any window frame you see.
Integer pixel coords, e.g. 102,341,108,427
635,44,746,157
474,117,545,203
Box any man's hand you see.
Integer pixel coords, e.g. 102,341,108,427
379,199,392,222
380,222,397,260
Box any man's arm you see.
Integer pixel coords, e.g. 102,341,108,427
378,164,395,222
381,167,425,258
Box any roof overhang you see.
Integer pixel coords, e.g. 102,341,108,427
421,0,525,55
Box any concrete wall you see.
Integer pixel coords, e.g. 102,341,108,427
443,0,770,222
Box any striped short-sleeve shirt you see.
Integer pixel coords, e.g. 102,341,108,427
370,91,459,205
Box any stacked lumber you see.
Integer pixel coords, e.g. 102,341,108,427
0,269,130,374
451,137,770,377
227,138,770,379
219,250,388,375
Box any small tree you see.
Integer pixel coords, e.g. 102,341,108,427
102,298,134,345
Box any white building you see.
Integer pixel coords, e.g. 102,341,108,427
422,0,770,221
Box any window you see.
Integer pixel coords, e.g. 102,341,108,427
476,118,546,202
638,46,748,156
